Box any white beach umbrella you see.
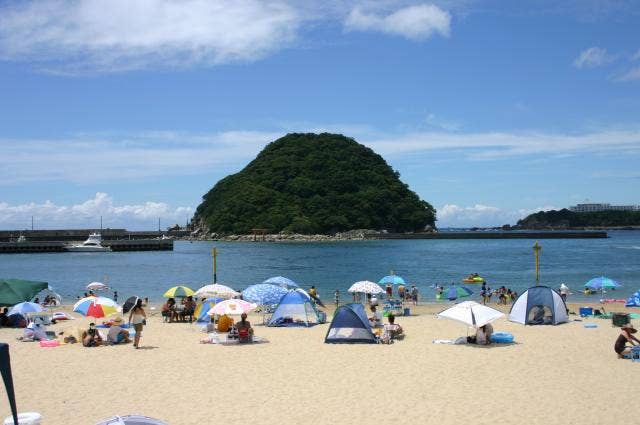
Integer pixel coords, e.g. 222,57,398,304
87,281,108,291
348,281,384,294
194,284,239,299
437,301,504,328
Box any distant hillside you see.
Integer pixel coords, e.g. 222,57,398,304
194,133,436,234
516,208,640,228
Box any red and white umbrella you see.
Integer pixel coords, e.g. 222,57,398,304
207,299,257,316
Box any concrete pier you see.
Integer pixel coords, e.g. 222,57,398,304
0,238,173,254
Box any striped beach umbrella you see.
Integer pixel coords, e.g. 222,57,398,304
163,285,195,298
207,299,257,316
73,296,119,319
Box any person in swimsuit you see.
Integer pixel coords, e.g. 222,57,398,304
82,323,103,347
614,325,640,358
128,298,147,349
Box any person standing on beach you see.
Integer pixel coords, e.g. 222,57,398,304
398,284,406,300
128,298,147,349
113,290,118,302
385,283,393,299
334,289,340,306
410,285,419,306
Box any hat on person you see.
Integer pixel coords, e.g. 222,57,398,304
113,316,123,324
621,324,637,333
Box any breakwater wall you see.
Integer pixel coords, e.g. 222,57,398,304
0,229,190,242
366,231,608,239
0,239,173,254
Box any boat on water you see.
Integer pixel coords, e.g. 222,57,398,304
66,233,111,252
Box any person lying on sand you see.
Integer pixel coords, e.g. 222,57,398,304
614,325,640,359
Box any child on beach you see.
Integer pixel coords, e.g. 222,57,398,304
614,325,640,358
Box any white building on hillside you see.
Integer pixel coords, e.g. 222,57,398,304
569,203,640,213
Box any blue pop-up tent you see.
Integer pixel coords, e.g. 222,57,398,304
325,303,376,344
625,290,640,307
267,289,320,327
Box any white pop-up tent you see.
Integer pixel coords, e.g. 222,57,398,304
509,286,568,325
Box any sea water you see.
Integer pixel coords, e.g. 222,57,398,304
0,230,638,304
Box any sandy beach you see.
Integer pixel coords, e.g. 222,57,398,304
0,301,637,425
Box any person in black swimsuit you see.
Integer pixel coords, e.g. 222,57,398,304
614,325,640,358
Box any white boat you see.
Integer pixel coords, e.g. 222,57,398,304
66,233,111,252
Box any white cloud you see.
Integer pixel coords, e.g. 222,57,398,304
631,49,640,61
365,129,640,159
613,66,640,82
2,128,640,185
0,193,192,230
345,4,451,40
437,204,557,227
573,47,613,68
0,0,300,73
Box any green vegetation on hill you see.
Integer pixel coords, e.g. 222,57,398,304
194,133,436,234
517,208,640,228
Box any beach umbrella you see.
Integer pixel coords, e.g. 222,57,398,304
263,276,299,288
96,415,168,425
438,301,504,328
584,276,620,292
87,281,108,291
207,299,257,316
446,286,473,301
378,275,406,285
348,281,384,294
163,285,195,298
194,284,239,299
7,302,43,317
242,284,288,305
0,279,49,306
122,296,139,314
73,296,119,319
32,287,62,306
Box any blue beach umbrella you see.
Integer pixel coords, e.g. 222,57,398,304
584,277,620,291
378,275,406,285
446,286,473,301
242,284,288,305
7,302,43,317
263,276,299,289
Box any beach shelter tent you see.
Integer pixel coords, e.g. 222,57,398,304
625,290,640,307
267,289,320,327
325,303,376,344
508,286,568,325
0,279,48,306
194,298,222,322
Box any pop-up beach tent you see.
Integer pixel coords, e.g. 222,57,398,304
325,303,376,344
625,290,640,307
267,289,320,327
509,286,568,325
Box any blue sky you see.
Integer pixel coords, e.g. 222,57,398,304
0,0,639,229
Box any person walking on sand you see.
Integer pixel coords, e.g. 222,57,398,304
410,285,419,306
128,298,147,349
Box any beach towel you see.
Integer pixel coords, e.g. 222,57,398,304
433,337,467,345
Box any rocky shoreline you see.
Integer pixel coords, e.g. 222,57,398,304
186,228,384,242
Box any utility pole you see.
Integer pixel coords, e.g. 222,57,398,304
533,241,542,285
212,247,218,283
31,216,34,231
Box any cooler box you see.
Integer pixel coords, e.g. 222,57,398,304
612,312,630,327
579,307,593,317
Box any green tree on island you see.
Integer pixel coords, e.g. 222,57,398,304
194,133,436,234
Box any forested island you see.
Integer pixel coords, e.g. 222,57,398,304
193,133,436,235
516,208,640,229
